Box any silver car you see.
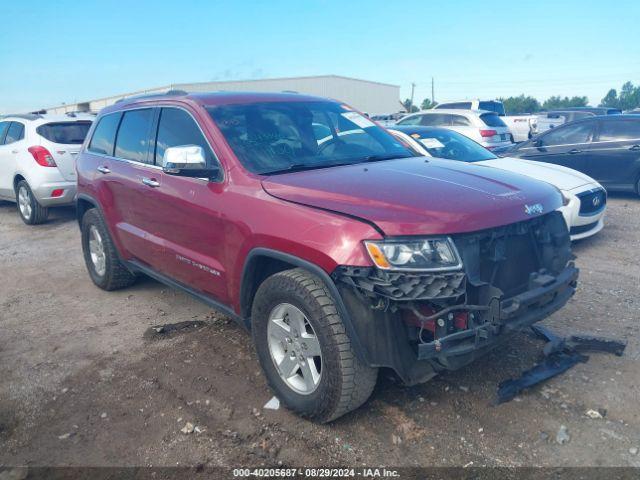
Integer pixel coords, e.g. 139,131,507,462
0,113,93,224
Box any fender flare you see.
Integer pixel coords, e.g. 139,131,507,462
240,247,369,364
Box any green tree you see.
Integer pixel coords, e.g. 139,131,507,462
498,95,541,114
542,95,588,110
421,98,438,110
618,82,640,110
600,82,640,111
600,88,619,108
402,98,419,113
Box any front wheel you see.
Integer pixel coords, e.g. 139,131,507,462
16,180,48,225
251,268,378,423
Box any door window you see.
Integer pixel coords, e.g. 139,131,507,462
88,113,122,156
0,121,9,144
154,108,217,167
540,122,593,147
4,122,25,144
114,109,154,163
598,120,640,141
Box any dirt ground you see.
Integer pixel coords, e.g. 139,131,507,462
0,195,639,470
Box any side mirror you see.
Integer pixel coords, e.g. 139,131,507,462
162,145,219,179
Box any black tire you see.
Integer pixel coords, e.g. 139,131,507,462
251,268,378,423
15,180,48,225
81,208,136,291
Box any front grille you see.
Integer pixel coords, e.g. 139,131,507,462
570,221,599,235
453,212,572,300
335,266,466,301
577,188,606,216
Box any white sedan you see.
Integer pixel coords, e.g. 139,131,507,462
389,126,606,241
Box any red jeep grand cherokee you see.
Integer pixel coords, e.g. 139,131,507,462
76,91,578,422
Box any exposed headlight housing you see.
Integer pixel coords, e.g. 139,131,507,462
364,237,463,271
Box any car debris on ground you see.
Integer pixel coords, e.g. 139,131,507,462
496,325,627,404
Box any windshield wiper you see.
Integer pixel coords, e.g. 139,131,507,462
362,154,412,163
262,162,354,175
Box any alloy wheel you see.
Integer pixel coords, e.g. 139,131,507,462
88,225,107,276
18,186,32,220
267,303,322,395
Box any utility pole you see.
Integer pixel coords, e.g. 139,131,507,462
431,77,435,104
410,82,416,112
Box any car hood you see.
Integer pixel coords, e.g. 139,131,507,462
476,157,597,191
261,157,563,236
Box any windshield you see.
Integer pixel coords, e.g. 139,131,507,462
36,121,92,144
206,101,412,174
406,129,497,162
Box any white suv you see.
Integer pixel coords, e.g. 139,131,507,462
0,113,93,224
396,109,513,150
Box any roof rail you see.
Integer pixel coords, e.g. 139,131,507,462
114,89,189,104
0,113,43,120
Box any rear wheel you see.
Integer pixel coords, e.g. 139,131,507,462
16,180,48,225
81,208,136,290
252,268,378,423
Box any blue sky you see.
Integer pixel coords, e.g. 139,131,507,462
1,0,638,113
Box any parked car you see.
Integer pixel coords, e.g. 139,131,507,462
532,110,595,136
500,115,640,196
560,107,622,116
389,126,606,240
76,91,578,422
0,113,93,224
434,99,506,116
396,109,514,150
432,100,535,142
503,114,538,142
370,112,406,127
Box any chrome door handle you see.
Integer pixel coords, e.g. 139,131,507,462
630,144,640,151
11,150,18,154
97,166,111,174
141,177,160,188
568,149,582,154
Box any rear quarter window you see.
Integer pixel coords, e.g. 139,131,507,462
598,120,640,141
88,113,122,156
37,122,92,144
4,122,25,144
480,113,507,128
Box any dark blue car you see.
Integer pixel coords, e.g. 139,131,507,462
498,115,640,195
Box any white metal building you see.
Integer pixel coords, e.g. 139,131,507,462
43,75,402,116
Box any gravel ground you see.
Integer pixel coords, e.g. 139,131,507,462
0,195,639,469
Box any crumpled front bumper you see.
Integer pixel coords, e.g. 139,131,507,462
417,264,579,368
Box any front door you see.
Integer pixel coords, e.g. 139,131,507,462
516,119,595,173
140,106,229,304
583,118,640,189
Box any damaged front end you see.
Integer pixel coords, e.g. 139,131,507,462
333,211,579,385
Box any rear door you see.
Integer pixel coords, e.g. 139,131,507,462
0,121,13,197
584,118,640,189
35,121,92,181
0,122,25,197
516,119,595,171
